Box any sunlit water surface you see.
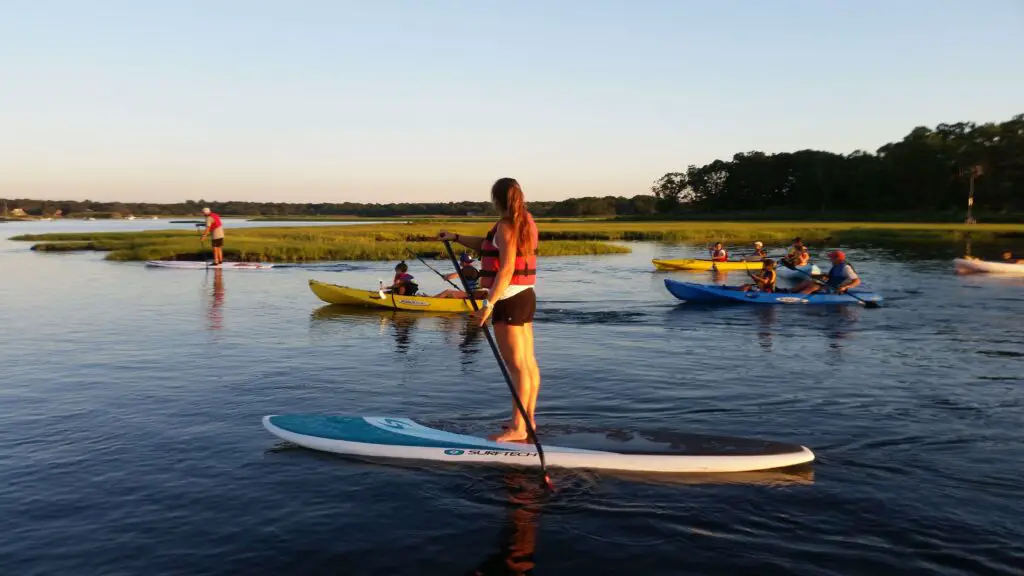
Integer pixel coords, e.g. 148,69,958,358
2,220,1022,575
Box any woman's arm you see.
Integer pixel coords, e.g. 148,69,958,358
439,230,484,251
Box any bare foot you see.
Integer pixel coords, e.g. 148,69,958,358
489,428,530,442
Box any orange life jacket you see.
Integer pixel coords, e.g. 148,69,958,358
479,214,538,289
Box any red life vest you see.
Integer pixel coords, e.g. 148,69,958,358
711,248,728,262
207,212,223,230
479,214,538,289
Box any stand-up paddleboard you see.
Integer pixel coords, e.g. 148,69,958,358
263,415,815,473
145,260,276,270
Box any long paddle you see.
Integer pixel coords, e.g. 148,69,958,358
195,223,210,267
779,260,879,309
406,247,461,290
442,240,553,491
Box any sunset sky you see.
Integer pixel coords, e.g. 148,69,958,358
2,0,1022,203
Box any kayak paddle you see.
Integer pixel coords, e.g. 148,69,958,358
442,239,553,491
407,247,461,290
780,260,880,309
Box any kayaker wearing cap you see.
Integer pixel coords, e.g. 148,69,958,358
388,261,419,295
740,258,777,292
200,207,225,265
709,242,728,262
439,177,540,442
434,253,486,299
749,241,767,260
800,250,861,295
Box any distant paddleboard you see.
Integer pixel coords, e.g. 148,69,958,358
145,261,275,270
263,415,815,473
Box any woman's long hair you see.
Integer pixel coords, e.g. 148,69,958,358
491,178,536,256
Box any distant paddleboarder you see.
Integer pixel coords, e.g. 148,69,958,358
439,178,540,442
200,207,225,265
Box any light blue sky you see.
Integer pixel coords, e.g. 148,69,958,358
2,1,1022,203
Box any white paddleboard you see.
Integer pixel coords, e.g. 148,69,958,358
263,415,815,473
145,260,275,270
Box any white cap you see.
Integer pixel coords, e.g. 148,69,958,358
753,241,763,247
202,207,211,214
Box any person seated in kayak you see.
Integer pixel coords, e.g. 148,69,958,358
748,241,767,260
783,237,806,265
387,261,419,295
709,242,728,262
1002,251,1024,264
783,247,822,279
434,253,486,299
799,250,861,295
740,258,777,292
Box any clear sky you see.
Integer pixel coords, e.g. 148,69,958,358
2,0,1022,204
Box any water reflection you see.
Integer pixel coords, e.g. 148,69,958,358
205,268,225,331
468,471,543,576
310,305,482,359
756,306,777,351
465,465,815,575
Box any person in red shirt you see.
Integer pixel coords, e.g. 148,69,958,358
200,207,225,265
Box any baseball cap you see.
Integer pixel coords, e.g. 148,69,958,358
459,253,475,264
828,250,846,261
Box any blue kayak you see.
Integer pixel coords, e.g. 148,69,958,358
664,279,883,306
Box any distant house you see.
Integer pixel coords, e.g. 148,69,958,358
10,208,26,217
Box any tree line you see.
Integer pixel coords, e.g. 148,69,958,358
1,196,659,219
5,113,1021,220
652,113,1024,215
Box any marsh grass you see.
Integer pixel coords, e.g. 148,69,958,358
15,220,1023,262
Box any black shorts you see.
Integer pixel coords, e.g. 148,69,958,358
212,238,224,248
491,288,535,326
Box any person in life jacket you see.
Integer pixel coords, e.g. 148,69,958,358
438,177,540,442
799,250,861,295
709,242,728,262
387,261,419,295
749,241,767,260
200,207,225,265
434,252,486,299
784,237,804,265
740,258,777,293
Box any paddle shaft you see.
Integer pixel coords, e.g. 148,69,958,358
442,240,552,489
195,223,210,266
407,247,461,290
781,260,878,308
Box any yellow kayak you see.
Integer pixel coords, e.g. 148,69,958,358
652,258,764,271
308,279,474,313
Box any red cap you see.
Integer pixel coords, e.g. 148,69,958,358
828,250,846,261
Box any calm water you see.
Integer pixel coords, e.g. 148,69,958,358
2,221,1023,575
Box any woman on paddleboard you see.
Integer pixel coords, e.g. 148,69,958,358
439,178,540,442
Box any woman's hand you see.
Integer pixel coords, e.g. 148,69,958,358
472,302,493,326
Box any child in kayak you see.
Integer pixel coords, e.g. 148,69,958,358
740,258,777,292
387,261,419,295
434,253,486,299
709,242,728,262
